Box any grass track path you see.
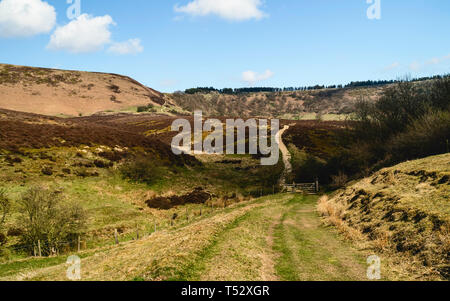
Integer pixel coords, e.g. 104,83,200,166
188,194,367,281
2,194,368,281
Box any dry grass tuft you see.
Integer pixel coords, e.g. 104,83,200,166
317,154,450,280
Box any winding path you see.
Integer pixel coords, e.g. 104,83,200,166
277,125,292,185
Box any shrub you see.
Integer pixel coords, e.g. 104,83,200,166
343,78,450,177
0,189,11,232
41,166,53,176
290,146,327,183
18,187,87,256
330,172,349,189
0,246,11,262
137,104,157,113
7,227,24,237
108,84,121,93
0,189,10,260
94,159,112,168
120,156,165,185
388,109,450,161
0,232,6,246
98,151,124,162
316,112,324,122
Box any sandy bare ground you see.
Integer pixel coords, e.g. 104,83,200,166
277,125,292,185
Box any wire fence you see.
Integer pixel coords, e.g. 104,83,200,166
2,203,232,259
2,188,295,260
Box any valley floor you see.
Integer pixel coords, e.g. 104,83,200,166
1,194,381,281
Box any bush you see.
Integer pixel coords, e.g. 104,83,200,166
0,232,6,246
41,166,53,176
290,145,327,183
18,187,87,256
331,172,349,189
108,84,121,93
120,156,165,185
7,227,24,237
94,159,112,168
388,109,450,160
343,78,450,177
137,104,157,113
0,189,11,230
0,246,11,262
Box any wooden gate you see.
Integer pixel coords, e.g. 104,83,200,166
283,180,319,194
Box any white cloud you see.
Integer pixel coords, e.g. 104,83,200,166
427,57,440,65
409,61,421,71
426,54,450,66
160,79,178,88
242,70,274,85
383,62,400,71
108,38,143,55
47,14,115,54
0,0,56,38
174,0,266,21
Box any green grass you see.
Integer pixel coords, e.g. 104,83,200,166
0,251,95,278
273,195,367,281
0,145,283,265
162,194,370,281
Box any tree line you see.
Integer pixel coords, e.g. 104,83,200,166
183,74,449,95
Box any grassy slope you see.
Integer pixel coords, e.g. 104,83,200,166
2,194,380,281
168,87,384,119
318,153,450,280
0,145,282,263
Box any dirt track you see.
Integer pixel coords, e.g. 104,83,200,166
277,125,292,185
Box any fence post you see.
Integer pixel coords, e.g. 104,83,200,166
38,240,42,257
136,226,140,240
315,178,319,193
199,208,202,216
114,229,119,245
154,222,157,233
33,245,36,257
77,236,81,252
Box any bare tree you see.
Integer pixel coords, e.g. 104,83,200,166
18,187,87,256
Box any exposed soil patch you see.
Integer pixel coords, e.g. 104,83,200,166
145,188,212,210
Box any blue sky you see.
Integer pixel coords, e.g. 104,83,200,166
0,0,449,92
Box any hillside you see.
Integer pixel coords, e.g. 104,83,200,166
0,63,386,118
318,154,450,280
1,195,374,281
168,86,385,118
0,64,166,116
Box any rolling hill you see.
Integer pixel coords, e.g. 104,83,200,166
0,64,166,116
0,63,388,118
